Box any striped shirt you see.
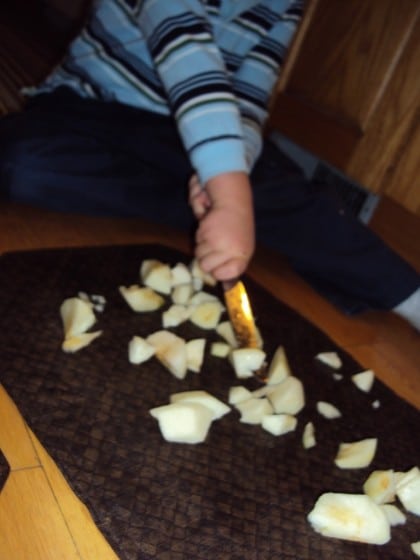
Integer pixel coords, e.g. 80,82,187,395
35,0,304,184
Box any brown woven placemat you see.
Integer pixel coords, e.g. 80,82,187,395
0,450,9,493
0,244,418,560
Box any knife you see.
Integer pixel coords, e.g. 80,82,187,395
222,279,267,381
195,194,266,379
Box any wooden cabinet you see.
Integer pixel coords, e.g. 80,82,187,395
268,0,420,216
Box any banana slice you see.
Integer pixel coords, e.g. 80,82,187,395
140,259,172,295
216,321,238,348
302,421,316,449
162,304,190,328
119,285,165,312
317,401,342,419
363,470,396,504
229,348,266,379
128,336,156,365
315,351,342,370
150,402,213,444
60,297,96,338
411,541,420,557
62,331,102,353
334,438,378,469
266,345,291,385
171,283,194,305
170,390,230,421
171,262,192,286
235,397,273,425
185,338,206,373
267,376,305,415
261,414,297,436
395,466,420,515
228,386,253,405
351,369,375,392
211,342,230,358
380,504,406,526
307,492,390,545
147,330,187,379
189,301,224,330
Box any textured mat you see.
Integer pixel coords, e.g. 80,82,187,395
0,244,418,560
0,450,10,493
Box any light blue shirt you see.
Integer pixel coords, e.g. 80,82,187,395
35,0,303,184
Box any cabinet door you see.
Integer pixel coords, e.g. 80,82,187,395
268,0,420,215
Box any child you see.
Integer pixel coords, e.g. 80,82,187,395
0,0,419,329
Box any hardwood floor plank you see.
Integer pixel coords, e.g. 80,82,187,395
0,468,81,560
0,385,39,470
28,429,119,560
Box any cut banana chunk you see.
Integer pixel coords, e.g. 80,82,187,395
251,385,277,399
128,336,156,365
189,291,220,305
189,301,224,330
140,259,172,295
302,421,316,449
119,285,165,312
147,330,187,379
351,369,375,393
60,297,96,338
266,345,291,385
380,504,407,526
170,390,230,420
162,304,190,328
185,338,206,373
229,348,266,379
334,438,378,469
307,492,390,545
171,262,192,286
316,351,342,370
316,401,342,419
363,470,396,504
412,542,420,557
395,466,420,515
210,342,230,358
171,283,194,305
62,331,102,353
262,414,297,436
216,321,238,348
150,402,213,444
267,376,305,415
228,386,253,405
139,259,161,280
235,397,273,425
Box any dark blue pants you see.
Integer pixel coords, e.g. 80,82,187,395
1,88,418,313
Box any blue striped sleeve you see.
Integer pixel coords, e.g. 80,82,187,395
137,0,248,184
232,0,303,168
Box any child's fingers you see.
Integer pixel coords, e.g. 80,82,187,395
195,233,248,280
212,258,247,281
197,251,247,281
189,188,211,218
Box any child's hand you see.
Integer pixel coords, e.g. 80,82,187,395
188,173,211,218
194,172,255,281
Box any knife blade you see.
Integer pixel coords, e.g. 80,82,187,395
223,279,267,381
223,279,259,348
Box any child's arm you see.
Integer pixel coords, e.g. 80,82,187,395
139,0,302,279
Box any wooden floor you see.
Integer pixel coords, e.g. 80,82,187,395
0,199,419,559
